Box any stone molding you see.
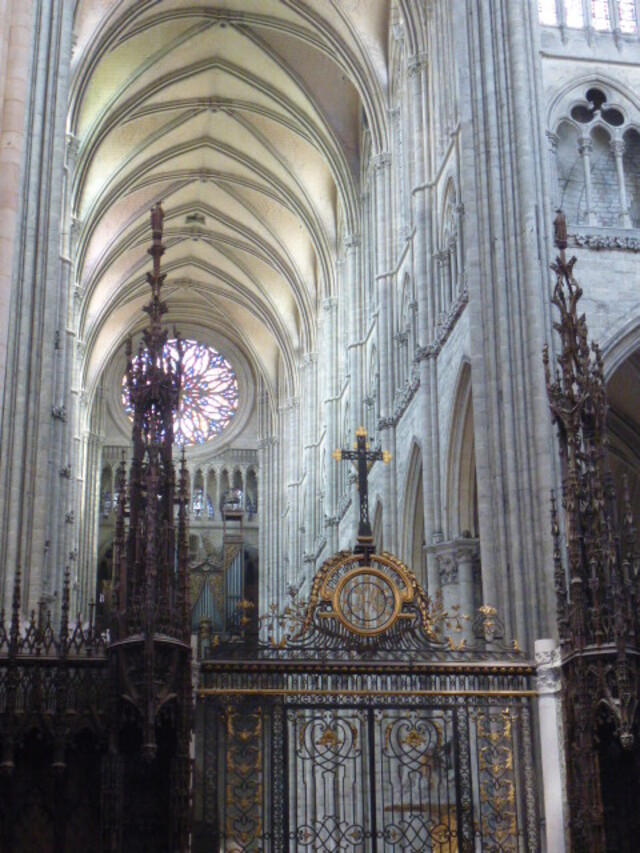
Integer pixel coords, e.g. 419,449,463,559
416,287,469,363
303,536,327,564
569,230,640,252
325,494,352,527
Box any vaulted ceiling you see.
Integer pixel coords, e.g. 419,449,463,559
69,0,396,409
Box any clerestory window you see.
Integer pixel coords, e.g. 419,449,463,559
539,0,638,33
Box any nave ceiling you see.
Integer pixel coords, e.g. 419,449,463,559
69,0,402,421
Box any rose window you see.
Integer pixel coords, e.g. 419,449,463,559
122,338,239,446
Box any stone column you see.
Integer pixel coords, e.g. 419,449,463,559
430,538,479,642
546,131,560,209
455,538,479,641
257,381,279,610
0,0,35,396
611,138,631,229
408,52,440,595
77,426,104,615
578,136,595,225
535,639,568,853
322,297,340,555
436,548,458,617
457,0,557,648
300,353,317,562
0,1,76,615
345,235,363,432
372,152,398,554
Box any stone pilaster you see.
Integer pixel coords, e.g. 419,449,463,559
0,1,76,615
456,0,556,649
535,639,568,853
0,0,35,396
372,152,398,554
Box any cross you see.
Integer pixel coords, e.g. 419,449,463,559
333,427,391,554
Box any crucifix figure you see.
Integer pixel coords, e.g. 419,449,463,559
333,427,392,556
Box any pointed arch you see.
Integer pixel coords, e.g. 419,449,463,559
445,360,477,540
401,440,425,583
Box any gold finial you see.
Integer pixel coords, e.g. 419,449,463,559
355,426,367,437
382,451,392,464
332,449,342,463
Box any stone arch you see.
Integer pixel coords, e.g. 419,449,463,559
550,81,640,228
445,360,477,540
219,469,230,511
206,469,217,518
397,273,413,387
437,178,460,314
401,441,425,583
246,468,258,516
193,469,205,518
365,343,378,439
100,464,113,518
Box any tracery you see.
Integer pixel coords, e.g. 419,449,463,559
122,338,239,446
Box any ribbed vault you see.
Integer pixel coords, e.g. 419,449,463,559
69,0,390,414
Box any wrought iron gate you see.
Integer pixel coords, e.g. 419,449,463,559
197,685,536,851
194,551,538,852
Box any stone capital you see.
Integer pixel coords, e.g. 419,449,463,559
578,137,593,156
610,138,625,158
438,554,458,587
535,639,562,695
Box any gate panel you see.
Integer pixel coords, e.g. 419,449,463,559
373,707,458,851
287,707,372,852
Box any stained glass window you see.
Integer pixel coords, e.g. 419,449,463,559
591,0,611,30
122,338,239,446
539,0,558,25
619,0,638,32
540,0,638,31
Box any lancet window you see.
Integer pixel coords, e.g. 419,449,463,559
435,181,463,324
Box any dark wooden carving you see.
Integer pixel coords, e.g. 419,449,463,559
0,206,192,852
545,223,640,852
